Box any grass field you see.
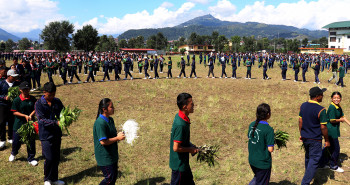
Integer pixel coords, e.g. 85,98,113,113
1,56,350,185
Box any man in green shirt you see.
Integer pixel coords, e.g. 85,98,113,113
9,81,37,166
246,58,252,79
167,57,172,79
336,61,345,87
84,57,95,83
169,93,198,185
69,58,81,84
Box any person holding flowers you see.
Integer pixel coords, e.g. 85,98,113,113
9,81,37,166
247,103,274,185
35,82,65,185
169,93,199,185
93,98,125,185
319,92,350,172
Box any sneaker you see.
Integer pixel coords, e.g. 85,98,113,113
206,76,209,78
249,78,251,80
212,77,215,78
267,77,269,80
29,160,38,166
131,77,133,80
100,80,104,82
52,180,65,185
177,76,180,78
294,80,297,82
7,139,12,144
123,78,127,80
166,77,169,79
84,81,88,83
78,81,81,84
30,89,35,92
0,141,6,149
195,77,197,79
44,181,52,185
220,77,222,78
225,77,227,78
318,82,320,84
332,167,344,173
314,82,317,84
9,154,15,162
68,82,72,84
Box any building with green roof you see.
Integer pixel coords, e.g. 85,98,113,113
323,21,350,52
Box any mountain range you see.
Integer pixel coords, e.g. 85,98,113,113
118,14,328,40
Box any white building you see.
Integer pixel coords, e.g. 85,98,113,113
323,21,350,52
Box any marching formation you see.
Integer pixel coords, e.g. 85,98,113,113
1,51,350,185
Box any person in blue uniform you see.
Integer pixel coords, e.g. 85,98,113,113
220,56,227,78
313,61,320,84
143,57,150,79
123,54,133,80
293,60,300,82
178,57,186,78
302,60,308,83
101,58,110,81
207,58,215,78
154,55,159,79
281,58,287,81
262,59,269,80
231,57,237,79
189,56,197,78
35,82,65,185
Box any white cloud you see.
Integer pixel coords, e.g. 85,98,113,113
209,0,350,30
188,0,211,4
161,2,174,8
0,0,64,33
208,0,236,17
74,2,205,35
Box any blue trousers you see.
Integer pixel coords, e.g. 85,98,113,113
319,137,340,169
100,162,118,185
11,130,36,162
301,139,322,185
249,165,271,185
41,138,61,182
171,169,195,185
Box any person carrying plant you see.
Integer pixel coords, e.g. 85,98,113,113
93,98,125,185
336,61,345,87
9,81,37,166
35,82,65,185
299,87,329,185
247,103,274,185
169,93,199,185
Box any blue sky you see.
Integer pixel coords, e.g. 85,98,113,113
0,0,348,34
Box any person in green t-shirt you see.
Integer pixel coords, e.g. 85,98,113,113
246,57,252,79
169,93,198,185
9,81,37,166
319,92,350,173
336,61,345,87
167,57,172,79
247,103,274,185
93,98,125,185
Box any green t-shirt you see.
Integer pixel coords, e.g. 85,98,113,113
93,115,119,166
168,60,172,69
71,60,78,71
46,62,54,72
246,61,252,70
248,121,274,169
11,95,37,131
338,66,345,78
88,60,93,71
327,103,344,138
169,113,191,172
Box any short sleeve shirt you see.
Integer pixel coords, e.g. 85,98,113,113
327,103,344,138
169,112,191,172
248,121,274,169
93,115,119,166
11,95,37,131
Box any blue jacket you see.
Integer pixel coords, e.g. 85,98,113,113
191,59,196,69
0,80,20,106
35,95,64,141
181,59,186,69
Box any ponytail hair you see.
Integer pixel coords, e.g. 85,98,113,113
252,103,271,137
96,98,112,120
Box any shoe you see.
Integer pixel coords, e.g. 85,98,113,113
220,77,222,78
212,77,215,78
84,81,88,83
52,180,65,185
0,141,5,149
267,77,269,80
195,77,197,79
30,89,35,92
9,154,15,162
143,78,147,79
166,77,169,79
225,77,227,78
131,77,133,80
206,76,209,78
245,78,248,79
123,78,127,80
318,82,320,84
44,181,52,185
7,139,12,144
332,167,344,173
29,160,38,166
177,76,180,78
100,80,104,82
314,82,316,84
294,80,297,82
68,82,72,84
249,78,251,80
78,81,81,84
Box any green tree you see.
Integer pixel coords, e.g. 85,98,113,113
18,38,32,50
188,32,198,45
302,38,309,47
319,37,328,48
135,36,144,48
242,36,255,52
231,36,241,52
118,39,128,48
73,25,99,52
180,48,186,55
96,35,116,52
5,39,15,52
146,32,168,50
216,35,228,52
0,42,5,52
41,20,74,52
127,38,136,48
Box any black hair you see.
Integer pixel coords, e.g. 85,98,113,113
96,98,112,120
168,56,171,60
43,82,56,93
251,103,271,137
177,93,192,110
340,61,343,66
331,91,342,99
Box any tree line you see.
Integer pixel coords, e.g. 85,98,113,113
0,20,328,53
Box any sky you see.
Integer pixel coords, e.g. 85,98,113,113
0,0,349,35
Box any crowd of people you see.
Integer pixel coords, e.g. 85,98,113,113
1,50,350,185
0,51,349,91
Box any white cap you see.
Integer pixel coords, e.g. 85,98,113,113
7,69,19,77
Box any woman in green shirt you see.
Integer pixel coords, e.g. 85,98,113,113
93,98,125,185
247,103,274,185
320,92,350,173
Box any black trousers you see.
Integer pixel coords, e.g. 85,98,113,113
61,69,67,84
0,105,13,141
114,67,120,80
302,71,306,82
232,68,236,78
100,162,118,185
263,69,268,79
179,68,186,77
86,70,95,82
171,169,195,185
11,130,36,162
160,65,163,72
246,70,251,78
48,71,54,83
70,70,81,82
221,67,227,77
84,66,88,74
190,68,196,77
295,70,299,81
144,68,150,78
103,69,110,81
125,71,132,79
249,165,271,185
78,65,82,74
337,77,344,87
282,69,287,80
168,69,172,78
208,68,214,77
41,138,61,182
154,68,159,78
